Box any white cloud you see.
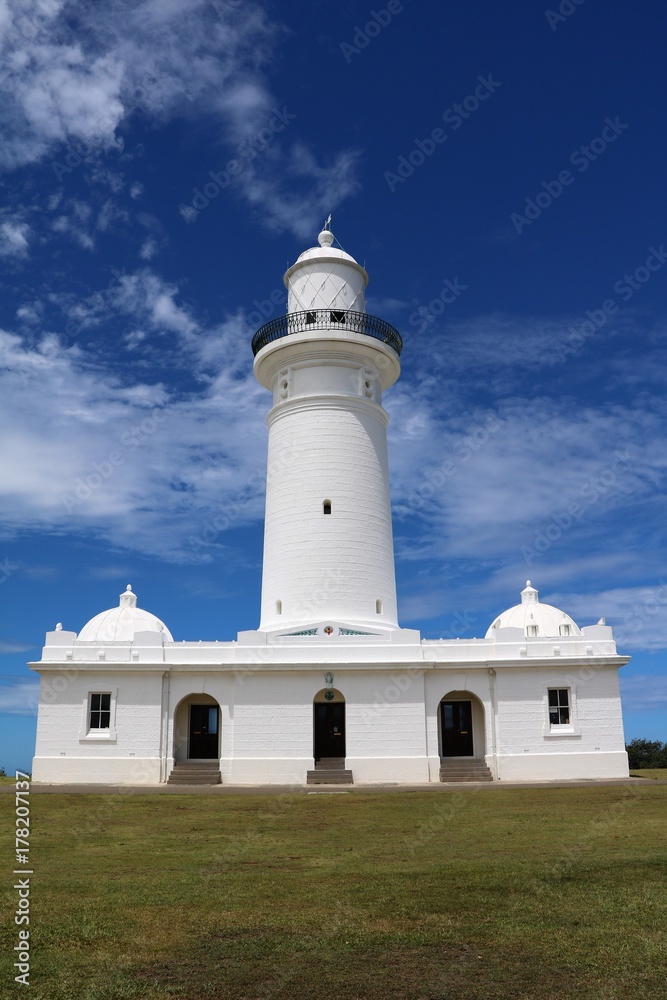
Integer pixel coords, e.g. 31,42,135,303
0,219,30,258
387,388,667,569
96,198,128,233
51,198,96,249
366,295,408,316
239,145,362,239
405,312,640,397
2,268,666,610
0,3,364,238
179,204,198,224
16,301,42,325
0,269,269,561
139,237,158,260
0,681,39,716
620,673,667,711
0,641,34,654
554,585,667,652
0,1,272,169
50,268,197,340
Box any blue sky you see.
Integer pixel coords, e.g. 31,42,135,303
1,0,666,773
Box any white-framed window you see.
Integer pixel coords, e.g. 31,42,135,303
548,688,570,726
559,624,571,636
79,689,117,742
527,624,538,637
89,692,111,729
543,685,580,738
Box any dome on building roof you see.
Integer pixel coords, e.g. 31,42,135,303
291,225,365,270
77,585,173,643
486,581,581,639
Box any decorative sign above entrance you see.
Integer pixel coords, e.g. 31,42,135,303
282,625,379,638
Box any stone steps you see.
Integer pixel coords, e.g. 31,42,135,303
313,757,346,768
167,761,221,785
439,759,493,783
307,758,353,785
306,772,355,784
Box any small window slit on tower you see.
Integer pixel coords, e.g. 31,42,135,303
276,600,282,615
376,599,383,614
323,500,332,515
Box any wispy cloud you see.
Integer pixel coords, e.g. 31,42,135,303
0,270,268,561
0,1,363,239
620,673,667,711
555,586,667,652
0,218,31,259
0,681,39,716
0,642,35,654
0,0,270,169
2,286,666,588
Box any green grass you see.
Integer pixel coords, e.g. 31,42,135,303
1,785,666,999
630,768,667,780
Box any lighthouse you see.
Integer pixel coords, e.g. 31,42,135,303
30,226,631,788
252,224,403,632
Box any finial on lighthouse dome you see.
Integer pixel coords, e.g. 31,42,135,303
318,215,334,248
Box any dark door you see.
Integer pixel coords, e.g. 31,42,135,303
441,701,473,757
314,703,346,760
189,705,219,759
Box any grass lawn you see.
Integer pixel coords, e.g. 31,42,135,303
630,768,667,780
1,784,666,999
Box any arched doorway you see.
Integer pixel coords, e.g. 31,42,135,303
439,691,485,759
313,688,346,761
173,694,221,761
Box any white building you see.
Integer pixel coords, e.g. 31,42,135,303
30,227,630,785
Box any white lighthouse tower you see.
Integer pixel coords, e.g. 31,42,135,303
252,224,403,632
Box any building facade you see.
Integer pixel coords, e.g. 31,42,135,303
30,227,630,785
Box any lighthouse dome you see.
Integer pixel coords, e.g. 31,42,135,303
486,581,581,639
284,225,368,314
293,229,359,268
78,585,173,643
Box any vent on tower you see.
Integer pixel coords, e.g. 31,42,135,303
323,500,332,515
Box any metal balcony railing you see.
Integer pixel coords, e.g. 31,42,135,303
251,308,403,357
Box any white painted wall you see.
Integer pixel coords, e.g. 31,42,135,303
32,669,164,784
286,258,367,314
30,654,629,785
260,394,398,630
